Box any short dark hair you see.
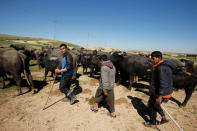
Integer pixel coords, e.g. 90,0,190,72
59,43,67,48
151,51,162,59
98,54,108,61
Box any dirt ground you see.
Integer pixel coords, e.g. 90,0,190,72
0,67,197,131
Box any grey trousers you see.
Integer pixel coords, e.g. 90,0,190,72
95,87,115,113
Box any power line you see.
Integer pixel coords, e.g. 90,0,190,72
54,20,56,40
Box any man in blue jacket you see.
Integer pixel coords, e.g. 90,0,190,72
55,44,76,105
145,51,174,128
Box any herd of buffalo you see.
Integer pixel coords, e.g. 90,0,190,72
0,44,197,107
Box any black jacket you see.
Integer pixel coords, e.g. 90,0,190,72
61,51,73,71
150,60,174,96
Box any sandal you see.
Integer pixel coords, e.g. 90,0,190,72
90,106,98,112
160,119,169,124
144,122,158,129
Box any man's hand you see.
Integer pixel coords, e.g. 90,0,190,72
104,92,108,96
156,96,162,104
55,68,61,74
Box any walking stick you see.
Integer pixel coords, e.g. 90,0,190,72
43,73,57,110
161,104,183,131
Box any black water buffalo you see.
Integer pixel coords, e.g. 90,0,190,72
0,49,36,95
80,54,91,74
90,53,101,77
10,44,36,60
172,61,197,107
180,58,194,72
38,52,60,81
110,51,152,89
10,44,26,50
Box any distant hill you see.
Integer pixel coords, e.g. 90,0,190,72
0,33,80,49
0,34,196,63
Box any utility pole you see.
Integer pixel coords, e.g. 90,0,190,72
87,33,89,47
53,20,56,40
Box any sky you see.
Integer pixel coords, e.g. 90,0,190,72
0,0,197,54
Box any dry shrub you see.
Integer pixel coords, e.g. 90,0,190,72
82,89,92,94
80,81,87,85
115,97,129,105
50,89,62,96
0,99,10,106
90,79,98,86
85,96,95,105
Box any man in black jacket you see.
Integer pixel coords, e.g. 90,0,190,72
145,51,174,128
55,44,76,105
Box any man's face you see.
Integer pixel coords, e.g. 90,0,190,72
60,46,67,54
151,57,160,65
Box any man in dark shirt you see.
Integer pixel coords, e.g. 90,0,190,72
55,44,76,105
145,51,174,128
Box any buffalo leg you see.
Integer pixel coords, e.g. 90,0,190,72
85,67,88,74
43,69,49,81
90,65,94,77
129,74,134,90
0,76,5,89
115,71,120,85
13,74,22,96
134,76,138,83
117,71,124,85
50,72,54,77
26,71,36,94
83,66,86,74
180,87,194,107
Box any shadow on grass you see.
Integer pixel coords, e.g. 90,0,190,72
72,79,82,96
135,87,183,107
127,96,150,122
33,80,48,93
1,78,48,95
115,81,150,91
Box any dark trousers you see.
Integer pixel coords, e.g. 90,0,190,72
95,87,115,113
59,75,72,96
148,95,166,125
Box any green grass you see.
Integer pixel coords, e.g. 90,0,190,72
0,74,19,95
0,34,48,41
29,60,40,72
164,55,197,63
29,60,45,81
0,85,18,98
0,33,80,49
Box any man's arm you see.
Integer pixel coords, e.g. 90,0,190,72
101,66,109,95
55,68,67,74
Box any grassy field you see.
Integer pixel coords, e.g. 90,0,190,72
164,55,197,65
0,33,80,49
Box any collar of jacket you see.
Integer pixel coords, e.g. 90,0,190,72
153,60,164,69
62,51,69,57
